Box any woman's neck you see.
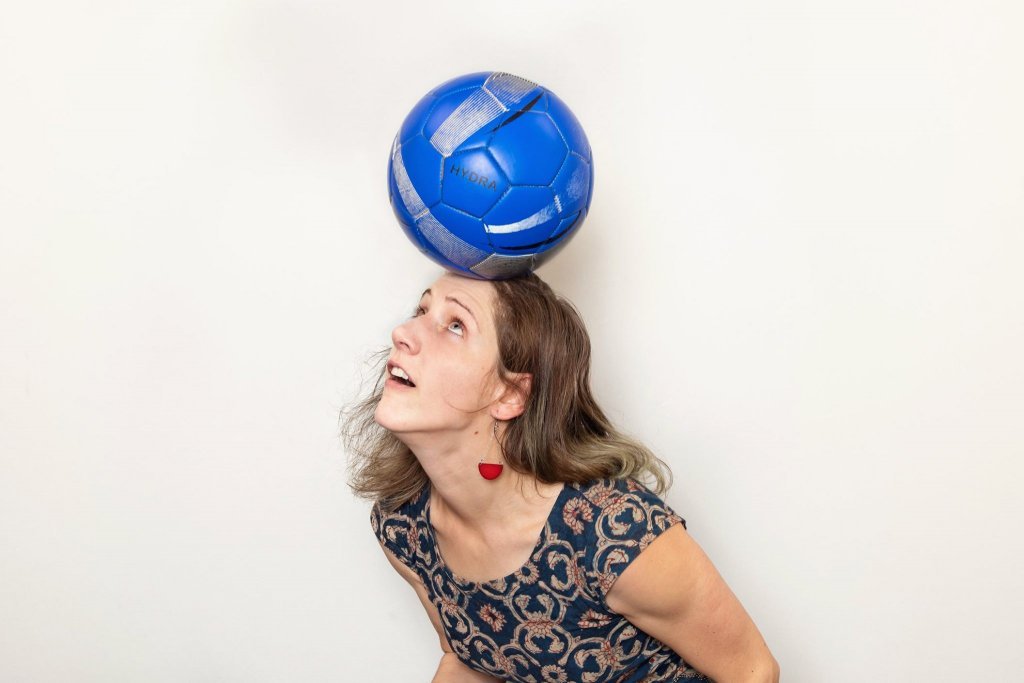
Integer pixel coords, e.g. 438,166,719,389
400,423,562,536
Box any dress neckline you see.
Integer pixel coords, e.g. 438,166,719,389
424,481,571,590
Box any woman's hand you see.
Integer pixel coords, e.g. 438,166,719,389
431,652,503,682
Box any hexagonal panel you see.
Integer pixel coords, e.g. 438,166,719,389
398,92,437,146
549,210,584,242
441,149,509,217
532,208,587,268
527,91,551,113
430,203,490,251
488,112,568,186
545,92,591,161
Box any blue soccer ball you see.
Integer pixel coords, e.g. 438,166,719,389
387,71,594,280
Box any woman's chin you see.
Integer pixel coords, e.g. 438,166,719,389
373,404,410,434
373,405,394,431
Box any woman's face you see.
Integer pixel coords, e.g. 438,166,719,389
374,273,505,437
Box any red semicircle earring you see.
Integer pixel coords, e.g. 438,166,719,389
478,420,504,480
478,462,503,480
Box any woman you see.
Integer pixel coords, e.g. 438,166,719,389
344,271,779,682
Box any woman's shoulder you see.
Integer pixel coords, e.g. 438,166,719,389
567,476,672,509
370,484,436,577
559,478,686,602
561,477,685,534
370,484,431,552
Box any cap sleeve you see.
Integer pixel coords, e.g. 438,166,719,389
370,500,419,572
583,479,686,605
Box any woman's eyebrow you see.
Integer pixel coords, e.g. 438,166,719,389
447,297,478,326
417,286,477,323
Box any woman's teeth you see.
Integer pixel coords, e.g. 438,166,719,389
390,366,414,386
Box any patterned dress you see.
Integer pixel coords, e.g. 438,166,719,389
371,477,710,682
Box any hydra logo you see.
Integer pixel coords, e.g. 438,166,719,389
449,163,498,191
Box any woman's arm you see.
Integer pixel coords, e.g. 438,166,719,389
379,543,502,683
605,524,780,683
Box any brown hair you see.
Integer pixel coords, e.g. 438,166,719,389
341,272,672,513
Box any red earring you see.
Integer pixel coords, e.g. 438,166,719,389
478,462,503,480
479,421,503,480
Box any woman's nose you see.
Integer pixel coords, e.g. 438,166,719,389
391,317,421,354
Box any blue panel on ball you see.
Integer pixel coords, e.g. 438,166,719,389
441,149,508,217
398,134,443,210
488,112,568,186
545,91,591,162
483,186,559,250
399,93,437,145
551,152,592,218
431,203,491,251
527,91,551,113
549,210,583,241
530,209,586,270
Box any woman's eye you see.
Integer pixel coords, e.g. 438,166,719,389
412,306,425,318
448,319,465,336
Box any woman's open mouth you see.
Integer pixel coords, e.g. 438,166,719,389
387,363,416,388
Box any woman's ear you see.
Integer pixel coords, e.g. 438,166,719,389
493,372,532,420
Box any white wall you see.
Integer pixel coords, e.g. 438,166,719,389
2,1,1021,681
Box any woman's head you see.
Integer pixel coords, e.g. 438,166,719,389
343,271,671,511
373,272,531,438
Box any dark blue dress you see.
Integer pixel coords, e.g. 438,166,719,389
371,477,710,682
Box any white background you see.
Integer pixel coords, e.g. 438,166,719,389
1,1,1022,681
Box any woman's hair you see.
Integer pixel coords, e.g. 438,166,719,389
341,271,672,513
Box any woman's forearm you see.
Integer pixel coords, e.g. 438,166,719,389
431,652,503,683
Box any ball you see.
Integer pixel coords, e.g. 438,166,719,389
387,71,594,280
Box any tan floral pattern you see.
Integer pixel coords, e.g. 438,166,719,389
370,478,709,682
541,664,568,682
562,496,595,534
515,561,540,585
578,609,612,629
479,604,506,632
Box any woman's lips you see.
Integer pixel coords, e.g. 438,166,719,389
385,376,415,389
